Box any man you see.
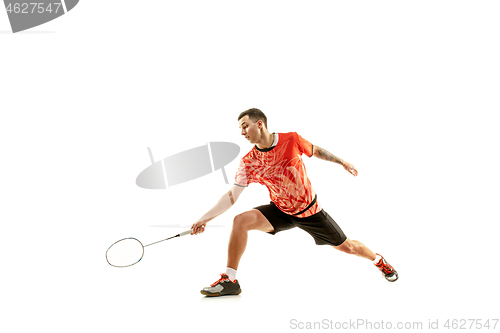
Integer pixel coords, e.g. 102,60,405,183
191,108,398,297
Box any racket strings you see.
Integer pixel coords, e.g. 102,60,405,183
106,238,144,267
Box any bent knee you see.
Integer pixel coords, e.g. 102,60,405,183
233,211,256,230
334,239,357,254
233,210,273,232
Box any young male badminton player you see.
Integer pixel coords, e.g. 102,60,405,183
191,108,398,296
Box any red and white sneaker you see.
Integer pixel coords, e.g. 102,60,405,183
374,254,398,282
200,274,242,296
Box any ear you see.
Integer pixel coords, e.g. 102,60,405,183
257,120,263,129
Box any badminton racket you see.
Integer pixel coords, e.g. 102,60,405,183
106,229,192,267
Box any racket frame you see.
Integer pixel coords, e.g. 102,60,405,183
106,230,192,268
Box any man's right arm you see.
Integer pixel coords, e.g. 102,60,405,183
191,184,245,235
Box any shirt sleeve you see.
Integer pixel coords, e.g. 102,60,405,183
295,132,313,157
234,158,250,187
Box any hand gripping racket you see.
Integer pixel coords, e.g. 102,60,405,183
106,229,192,267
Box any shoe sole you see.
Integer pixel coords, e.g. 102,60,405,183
385,273,399,282
200,289,242,297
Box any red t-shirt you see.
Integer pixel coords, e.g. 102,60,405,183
234,132,321,217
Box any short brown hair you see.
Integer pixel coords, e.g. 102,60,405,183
238,108,268,129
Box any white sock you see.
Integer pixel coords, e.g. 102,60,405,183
373,254,382,264
226,267,237,281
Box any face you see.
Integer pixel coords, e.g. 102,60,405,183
238,115,262,143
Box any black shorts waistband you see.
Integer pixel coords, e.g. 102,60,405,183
290,194,317,216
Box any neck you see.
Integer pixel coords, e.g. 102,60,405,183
256,131,274,149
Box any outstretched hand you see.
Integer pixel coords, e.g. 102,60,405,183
343,162,358,177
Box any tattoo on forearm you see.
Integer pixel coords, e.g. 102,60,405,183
316,147,344,165
228,190,235,205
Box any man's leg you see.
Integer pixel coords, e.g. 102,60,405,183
200,209,274,296
333,238,399,281
227,209,274,270
333,238,376,261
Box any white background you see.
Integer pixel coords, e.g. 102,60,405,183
1,1,499,332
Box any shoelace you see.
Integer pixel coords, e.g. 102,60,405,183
211,274,230,287
376,260,394,275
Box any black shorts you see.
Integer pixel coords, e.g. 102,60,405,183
254,202,347,246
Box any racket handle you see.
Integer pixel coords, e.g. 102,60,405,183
179,229,193,237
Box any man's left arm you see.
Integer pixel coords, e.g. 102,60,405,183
312,145,358,177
